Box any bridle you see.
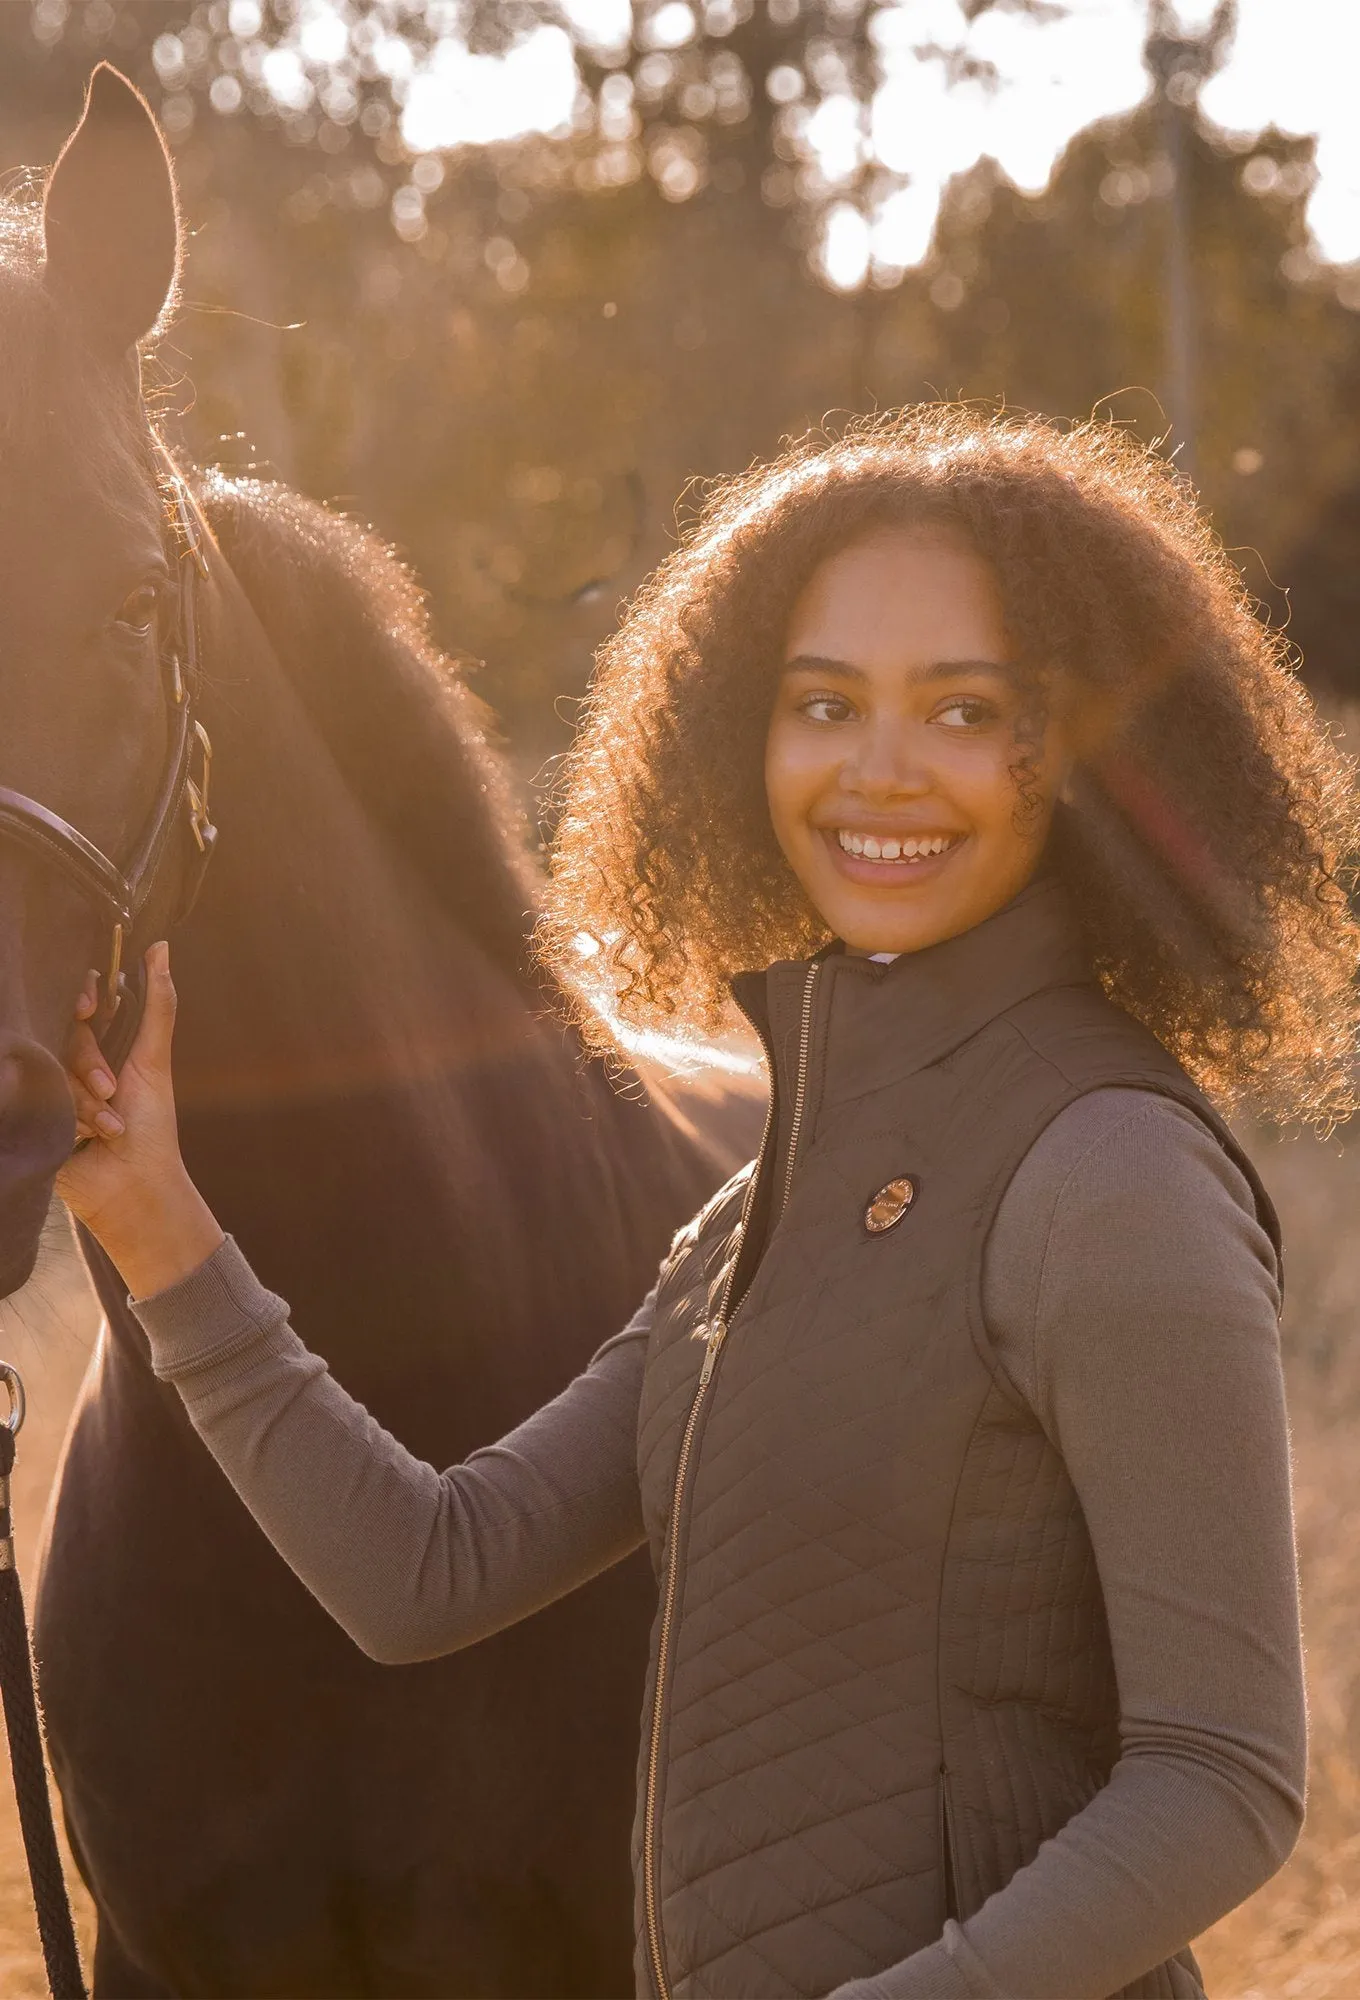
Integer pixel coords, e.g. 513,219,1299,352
0,453,218,1072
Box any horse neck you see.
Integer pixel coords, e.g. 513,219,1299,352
170,550,541,1106
162,538,715,1383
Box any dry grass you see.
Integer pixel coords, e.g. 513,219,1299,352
1194,1125,1360,2000
0,1147,1355,1998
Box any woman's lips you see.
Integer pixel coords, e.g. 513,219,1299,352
818,826,967,886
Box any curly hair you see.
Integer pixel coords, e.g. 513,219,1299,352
539,406,1360,1130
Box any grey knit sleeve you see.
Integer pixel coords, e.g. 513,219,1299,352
832,1087,1305,2000
132,1237,652,1665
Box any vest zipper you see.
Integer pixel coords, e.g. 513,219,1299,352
778,962,820,1223
642,961,820,2000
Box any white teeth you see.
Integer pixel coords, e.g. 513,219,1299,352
835,829,958,863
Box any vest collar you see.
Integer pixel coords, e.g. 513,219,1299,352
733,875,1095,1113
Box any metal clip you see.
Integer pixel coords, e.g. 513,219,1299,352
0,1362,25,1437
0,1364,19,1572
187,721,215,854
105,922,125,1017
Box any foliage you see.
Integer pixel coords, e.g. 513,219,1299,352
20,1,1062,277
5,2,1360,757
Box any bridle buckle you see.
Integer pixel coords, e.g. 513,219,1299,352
104,920,126,1019
186,721,216,856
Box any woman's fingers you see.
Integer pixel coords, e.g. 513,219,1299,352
66,985,120,1135
77,1092,124,1138
62,944,174,1144
126,941,176,1078
67,1017,116,1102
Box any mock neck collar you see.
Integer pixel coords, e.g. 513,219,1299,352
732,875,1094,1109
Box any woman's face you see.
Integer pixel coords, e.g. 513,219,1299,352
765,527,1066,956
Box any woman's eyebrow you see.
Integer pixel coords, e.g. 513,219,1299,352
781,651,1015,684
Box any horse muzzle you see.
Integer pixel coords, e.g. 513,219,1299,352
0,1035,76,1298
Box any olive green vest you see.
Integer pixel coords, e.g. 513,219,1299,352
631,879,1278,2000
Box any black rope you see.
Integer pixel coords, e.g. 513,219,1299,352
0,1416,87,1999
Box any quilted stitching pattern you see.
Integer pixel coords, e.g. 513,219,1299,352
629,959,1267,2000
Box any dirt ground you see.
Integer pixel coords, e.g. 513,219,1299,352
0,1166,1356,2000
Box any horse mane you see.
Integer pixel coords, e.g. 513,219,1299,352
0,180,42,274
193,468,547,989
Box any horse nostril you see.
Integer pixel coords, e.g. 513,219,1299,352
0,1037,77,1300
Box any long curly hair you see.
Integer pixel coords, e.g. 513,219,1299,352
539,406,1360,1129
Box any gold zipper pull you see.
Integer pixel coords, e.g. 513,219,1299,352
698,1319,727,1387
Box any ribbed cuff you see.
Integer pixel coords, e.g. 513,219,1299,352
131,1235,292,1381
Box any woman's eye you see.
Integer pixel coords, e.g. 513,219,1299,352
114,581,162,636
798,692,855,724
934,696,997,730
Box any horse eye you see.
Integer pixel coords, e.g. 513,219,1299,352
114,581,162,636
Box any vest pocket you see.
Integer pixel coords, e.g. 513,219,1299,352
938,1767,961,1923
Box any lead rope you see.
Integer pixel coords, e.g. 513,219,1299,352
0,1364,87,2000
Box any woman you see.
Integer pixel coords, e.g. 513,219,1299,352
60,408,1357,2000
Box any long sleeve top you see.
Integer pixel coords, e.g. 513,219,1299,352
131,1087,1306,2000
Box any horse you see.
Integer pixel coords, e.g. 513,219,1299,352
0,66,762,1997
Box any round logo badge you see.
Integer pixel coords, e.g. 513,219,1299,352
864,1176,917,1234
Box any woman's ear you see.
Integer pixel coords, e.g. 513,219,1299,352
42,63,182,362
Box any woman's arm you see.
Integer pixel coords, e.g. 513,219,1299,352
56,944,652,1664
134,1240,652,1663
832,1089,1305,2000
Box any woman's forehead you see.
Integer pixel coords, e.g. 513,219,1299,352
784,528,1006,670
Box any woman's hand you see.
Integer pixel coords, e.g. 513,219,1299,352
55,941,224,1301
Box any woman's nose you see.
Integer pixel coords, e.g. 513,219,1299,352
841,720,932,800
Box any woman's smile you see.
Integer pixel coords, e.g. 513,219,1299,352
823,825,967,881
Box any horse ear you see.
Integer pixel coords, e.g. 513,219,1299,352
42,63,181,359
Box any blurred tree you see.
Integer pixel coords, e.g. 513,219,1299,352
1280,484,1360,700
6,0,1360,754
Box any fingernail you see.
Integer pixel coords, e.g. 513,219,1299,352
94,1109,124,1138
90,1069,116,1098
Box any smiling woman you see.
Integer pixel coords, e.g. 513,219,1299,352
541,404,1360,1129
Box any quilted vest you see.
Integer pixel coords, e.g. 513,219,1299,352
630,879,1279,2000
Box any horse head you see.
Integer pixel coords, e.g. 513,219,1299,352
0,65,196,1294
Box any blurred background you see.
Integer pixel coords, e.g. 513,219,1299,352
5,0,1360,772
1,3,1359,1994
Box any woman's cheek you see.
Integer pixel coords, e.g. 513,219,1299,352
767,726,828,824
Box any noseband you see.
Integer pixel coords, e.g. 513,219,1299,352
0,453,218,1072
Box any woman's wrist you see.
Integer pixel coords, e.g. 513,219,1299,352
90,1171,226,1303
